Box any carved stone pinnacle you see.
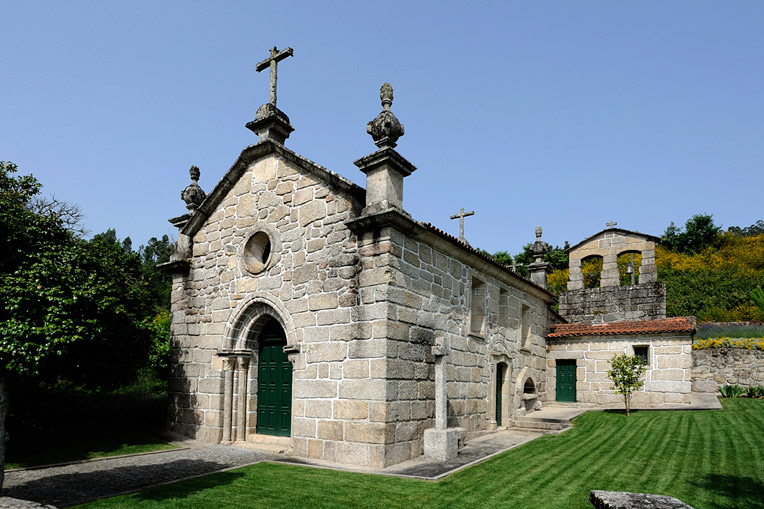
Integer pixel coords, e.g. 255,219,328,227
530,225,548,262
181,165,206,212
367,83,405,149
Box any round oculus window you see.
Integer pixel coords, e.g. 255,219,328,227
242,231,272,274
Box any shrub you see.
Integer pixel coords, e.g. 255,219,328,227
693,338,764,350
745,385,764,399
718,384,746,398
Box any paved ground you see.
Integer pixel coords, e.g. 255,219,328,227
3,444,272,507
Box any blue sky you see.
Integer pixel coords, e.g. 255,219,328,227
3,1,762,254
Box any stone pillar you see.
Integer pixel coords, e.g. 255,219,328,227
235,355,250,442
601,254,619,287
355,149,416,215
424,337,464,462
527,261,550,289
568,258,583,290
433,340,448,430
639,244,657,283
221,356,235,444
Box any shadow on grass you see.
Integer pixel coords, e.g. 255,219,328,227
689,473,764,509
7,458,246,507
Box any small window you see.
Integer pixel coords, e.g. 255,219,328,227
521,304,531,349
470,277,486,336
634,346,649,366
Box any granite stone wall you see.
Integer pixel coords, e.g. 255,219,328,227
547,334,693,405
691,348,764,392
558,282,666,323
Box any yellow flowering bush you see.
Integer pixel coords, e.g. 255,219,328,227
693,337,764,350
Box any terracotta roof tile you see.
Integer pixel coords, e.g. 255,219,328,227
547,317,695,339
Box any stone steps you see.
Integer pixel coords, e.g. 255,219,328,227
512,417,572,432
236,434,292,454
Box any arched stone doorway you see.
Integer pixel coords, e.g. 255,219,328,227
219,295,298,444
255,319,292,437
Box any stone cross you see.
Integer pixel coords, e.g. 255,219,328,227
606,220,618,228
431,338,448,429
256,46,294,108
510,261,523,272
450,208,475,243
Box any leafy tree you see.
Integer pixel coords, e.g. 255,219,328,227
0,162,152,488
728,220,764,237
607,354,646,416
661,214,722,254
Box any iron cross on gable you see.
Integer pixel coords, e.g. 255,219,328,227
256,46,294,108
450,207,475,242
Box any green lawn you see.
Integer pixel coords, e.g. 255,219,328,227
81,399,764,509
6,428,178,469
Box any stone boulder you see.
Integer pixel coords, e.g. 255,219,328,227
590,490,694,509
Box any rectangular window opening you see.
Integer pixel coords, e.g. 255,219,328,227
470,277,486,336
634,345,649,366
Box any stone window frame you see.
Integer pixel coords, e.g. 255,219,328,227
468,275,487,338
240,225,281,276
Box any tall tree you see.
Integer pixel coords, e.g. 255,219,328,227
0,162,152,488
661,214,722,254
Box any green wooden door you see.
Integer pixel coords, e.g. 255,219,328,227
257,324,292,436
556,359,577,402
495,363,505,426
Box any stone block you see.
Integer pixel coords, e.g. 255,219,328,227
293,379,338,398
423,427,463,462
333,400,369,420
305,400,333,418
339,379,395,401
309,342,347,362
317,419,344,441
335,441,370,466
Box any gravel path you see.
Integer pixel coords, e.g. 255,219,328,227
3,445,272,507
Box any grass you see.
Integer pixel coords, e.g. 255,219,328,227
80,399,764,509
5,427,178,469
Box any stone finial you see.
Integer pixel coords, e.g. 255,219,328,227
181,165,206,212
530,226,548,262
367,83,405,149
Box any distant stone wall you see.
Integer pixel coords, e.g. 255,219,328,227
691,349,764,392
558,282,666,323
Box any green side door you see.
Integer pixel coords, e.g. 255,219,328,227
556,359,577,402
495,363,505,426
257,327,292,436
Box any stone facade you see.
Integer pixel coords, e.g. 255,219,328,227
691,348,764,392
164,130,556,468
547,334,693,405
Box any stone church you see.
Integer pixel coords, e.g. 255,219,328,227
161,48,695,468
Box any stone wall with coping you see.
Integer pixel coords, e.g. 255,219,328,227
691,348,764,392
547,334,693,405
558,282,666,323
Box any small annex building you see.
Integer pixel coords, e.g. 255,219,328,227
547,228,695,406
162,48,696,468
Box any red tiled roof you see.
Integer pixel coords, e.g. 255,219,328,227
547,317,695,338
